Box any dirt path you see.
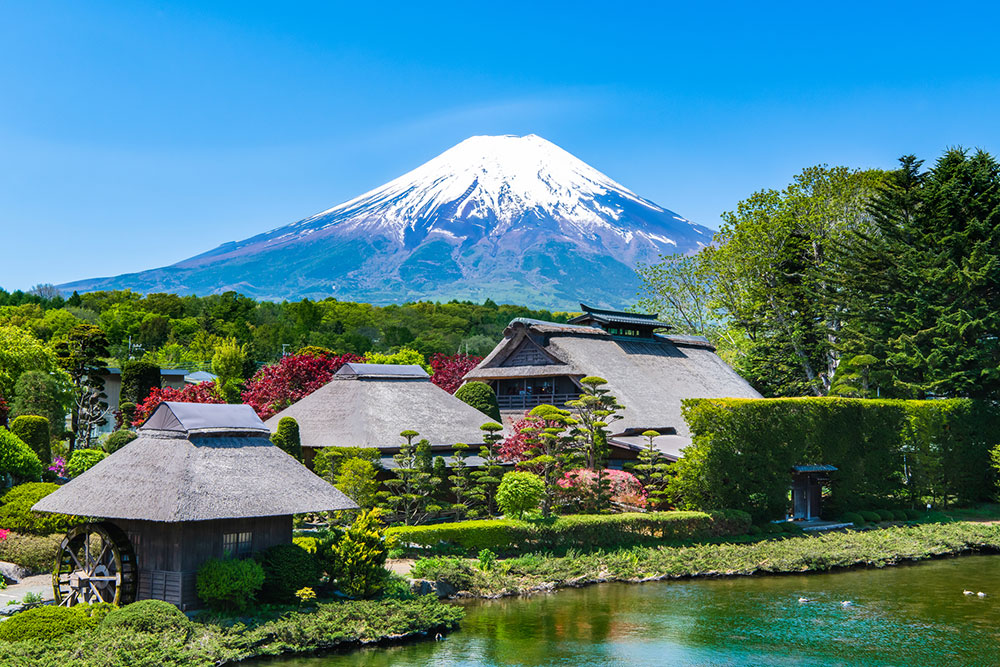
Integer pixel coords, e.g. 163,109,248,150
0,574,53,606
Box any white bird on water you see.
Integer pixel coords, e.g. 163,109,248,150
841,601,852,606
964,590,974,595
798,597,813,603
978,592,987,598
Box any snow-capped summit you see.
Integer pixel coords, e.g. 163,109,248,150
61,135,713,308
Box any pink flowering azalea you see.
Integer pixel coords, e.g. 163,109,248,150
558,468,648,507
0,529,8,541
48,456,66,478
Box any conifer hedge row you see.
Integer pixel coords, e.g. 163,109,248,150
673,397,1000,521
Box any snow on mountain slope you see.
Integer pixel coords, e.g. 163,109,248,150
61,135,714,308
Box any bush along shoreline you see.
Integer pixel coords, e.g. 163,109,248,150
407,522,1000,599
0,596,463,666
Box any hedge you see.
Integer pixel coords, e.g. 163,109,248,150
672,397,1000,522
120,360,160,406
0,532,62,572
0,428,43,483
387,510,751,555
454,382,501,422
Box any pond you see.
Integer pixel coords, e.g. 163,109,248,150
265,555,1000,666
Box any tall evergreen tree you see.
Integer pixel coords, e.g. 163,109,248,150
837,150,1000,399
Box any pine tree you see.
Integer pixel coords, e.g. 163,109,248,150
470,422,505,517
628,430,672,509
378,430,441,525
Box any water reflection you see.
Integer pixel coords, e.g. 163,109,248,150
260,555,1000,666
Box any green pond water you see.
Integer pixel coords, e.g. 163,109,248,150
265,555,1000,666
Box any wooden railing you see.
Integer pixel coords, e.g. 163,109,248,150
497,392,576,411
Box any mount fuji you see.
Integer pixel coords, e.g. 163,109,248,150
62,134,713,308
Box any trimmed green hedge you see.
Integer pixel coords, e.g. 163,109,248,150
387,510,751,555
10,415,50,465
672,397,1000,521
0,483,84,535
0,606,93,642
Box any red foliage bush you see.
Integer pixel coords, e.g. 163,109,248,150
428,353,482,394
241,353,361,420
499,414,560,462
557,469,648,508
133,382,225,425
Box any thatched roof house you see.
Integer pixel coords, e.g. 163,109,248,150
34,402,355,609
463,304,761,462
264,363,494,462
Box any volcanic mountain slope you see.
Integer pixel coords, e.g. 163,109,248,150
62,134,713,308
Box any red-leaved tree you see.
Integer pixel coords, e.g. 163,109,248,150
499,414,554,462
429,353,482,394
241,353,361,420
133,382,225,425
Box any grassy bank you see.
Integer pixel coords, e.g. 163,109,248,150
410,522,1000,598
0,596,463,667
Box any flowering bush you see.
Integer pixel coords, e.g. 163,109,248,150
429,353,482,394
0,528,9,541
132,382,225,425
557,469,647,508
47,456,66,478
241,353,361,420
499,414,556,462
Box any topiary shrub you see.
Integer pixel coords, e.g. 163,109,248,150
118,402,137,429
891,509,908,521
876,509,895,521
100,599,189,633
454,382,501,422
270,417,303,462
104,430,137,454
762,523,784,535
841,512,864,526
904,508,922,520
196,557,265,612
257,543,319,602
66,448,108,478
312,446,381,481
0,605,93,641
0,428,43,483
0,483,84,535
0,532,62,572
10,415,50,465
495,471,544,519
859,510,882,523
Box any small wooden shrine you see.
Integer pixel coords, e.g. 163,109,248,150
790,464,837,521
33,402,356,609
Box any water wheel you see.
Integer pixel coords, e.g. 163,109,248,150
53,522,137,607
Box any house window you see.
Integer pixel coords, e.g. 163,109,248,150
222,531,252,558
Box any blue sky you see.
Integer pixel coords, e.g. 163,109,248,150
3,1,999,290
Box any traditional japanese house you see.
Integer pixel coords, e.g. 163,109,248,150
463,304,762,465
264,363,496,468
32,402,356,610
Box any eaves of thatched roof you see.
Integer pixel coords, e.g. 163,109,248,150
264,369,493,449
33,403,356,522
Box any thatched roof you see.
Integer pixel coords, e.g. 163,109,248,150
465,318,762,456
33,402,357,522
264,364,493,449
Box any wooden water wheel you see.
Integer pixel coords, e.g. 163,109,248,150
53,522,137,607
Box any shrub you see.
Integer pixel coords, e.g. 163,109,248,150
780,522,804,534
335,457,378,509
0,532,61,572
257,543,319,603
454,382,501,422
0,428,43,483
100,599,189,633
411,556,478,592
196,557,265,612
270,417,303,462
748,525,762,535
103,430,137,454
65,448,108,477
331,509,390,599
904,508,922,520
762,523,784,535
859,510,882,523
876,509,895,521
0,605,93,641
387,510,751,556
496,471,544,519
118,401,137,429
10,415,50,465
0,483,84,535
841,512,864,526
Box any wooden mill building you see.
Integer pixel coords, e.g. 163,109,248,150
265,363,497,468
463,304,762,464
33,402,356,609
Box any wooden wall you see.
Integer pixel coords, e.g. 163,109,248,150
112,516,292,610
